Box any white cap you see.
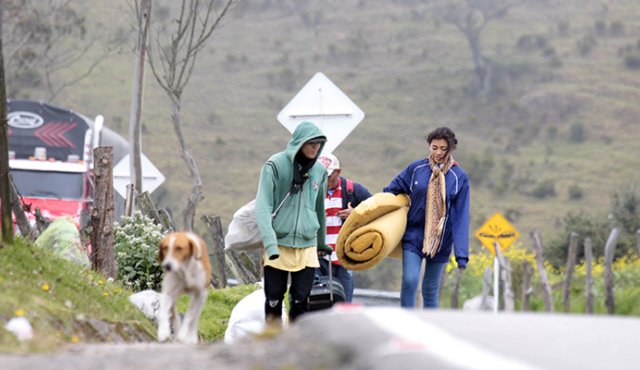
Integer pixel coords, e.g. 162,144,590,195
318,153,340,174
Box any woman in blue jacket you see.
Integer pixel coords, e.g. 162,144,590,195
384,127,470,308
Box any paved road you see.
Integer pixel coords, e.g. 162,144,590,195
3,306,639,369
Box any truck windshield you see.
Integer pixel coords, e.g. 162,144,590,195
11,169,85,200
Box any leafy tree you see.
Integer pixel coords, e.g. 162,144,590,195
148,0,235,230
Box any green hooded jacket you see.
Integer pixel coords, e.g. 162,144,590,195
255,121,329,260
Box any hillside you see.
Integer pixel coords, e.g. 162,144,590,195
10,0,640,288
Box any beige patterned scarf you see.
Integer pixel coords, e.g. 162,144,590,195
422,154,454,256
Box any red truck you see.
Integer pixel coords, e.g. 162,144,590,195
7,100,103,228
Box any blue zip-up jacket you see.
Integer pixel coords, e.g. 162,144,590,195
383,158,470,268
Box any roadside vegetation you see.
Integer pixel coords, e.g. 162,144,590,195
0,239,257,354
439,243,640,315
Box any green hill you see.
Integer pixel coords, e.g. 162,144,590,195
9,0,640,288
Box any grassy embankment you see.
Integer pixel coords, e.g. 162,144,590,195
0,239,257,353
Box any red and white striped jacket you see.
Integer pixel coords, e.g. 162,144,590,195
325,184,343,265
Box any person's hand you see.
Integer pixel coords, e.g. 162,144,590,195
317,244,333,257
337,202,354,220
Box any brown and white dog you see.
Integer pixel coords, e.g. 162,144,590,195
157,231,211,344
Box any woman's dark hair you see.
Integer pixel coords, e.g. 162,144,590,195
426,127,457,151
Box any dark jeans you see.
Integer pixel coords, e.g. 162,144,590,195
263,265,316,322
316,258,354,302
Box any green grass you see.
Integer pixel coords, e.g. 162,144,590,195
0,239,258,353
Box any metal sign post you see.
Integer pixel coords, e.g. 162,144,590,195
475,213,520,314
493,242,499,315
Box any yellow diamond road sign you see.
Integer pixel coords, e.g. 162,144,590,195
475,213,520,255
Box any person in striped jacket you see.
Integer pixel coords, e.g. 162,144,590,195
317,153,372,302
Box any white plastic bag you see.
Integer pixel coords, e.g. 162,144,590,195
224,199,263,251
224,287,287,344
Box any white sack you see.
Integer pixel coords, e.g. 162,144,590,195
224,199,263,251
128,289,161,321
224,288,287,344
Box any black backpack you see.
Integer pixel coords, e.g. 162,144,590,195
341,177,355,209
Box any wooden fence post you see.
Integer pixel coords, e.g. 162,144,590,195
226,250,260,284
157,209,176,232
225,250,262,284
34,208,51,234
136,191,163,227
481,267,492,310
494,242,514,311
450,268,462,309
584,237,594,314
562,232,579,312
530,230,554,312
603,228,620,315
124,184,135,217
521,260,534,311
89,146,116,279
8,175,38,241
202,214,227,289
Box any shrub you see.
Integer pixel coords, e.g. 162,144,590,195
557,20,570,37
114,212,165,292
610,21,625,37
531,179,556,199
623,53,640,70
610,186,640,235
545,212,609,267
577,34,597,56
568,184,584,200
568,122,586,143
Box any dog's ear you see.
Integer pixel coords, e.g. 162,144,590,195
186,233,204,259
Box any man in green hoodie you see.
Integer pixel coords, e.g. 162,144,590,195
255,121,333,325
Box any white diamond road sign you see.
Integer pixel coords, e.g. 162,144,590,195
113,154,165,198
277,72,365,154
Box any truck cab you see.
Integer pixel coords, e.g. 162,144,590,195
7,100,100,229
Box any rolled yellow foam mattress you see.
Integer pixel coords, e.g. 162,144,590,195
336,193,409,270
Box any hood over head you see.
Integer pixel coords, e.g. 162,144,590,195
286,121,327,161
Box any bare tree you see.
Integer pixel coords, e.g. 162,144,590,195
2,0,122,101
129,0,153,196
438,0,524,95
0,1,13,243
148,0,234,230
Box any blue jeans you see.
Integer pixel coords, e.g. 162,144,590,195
316,258,354,302
400,249,446,308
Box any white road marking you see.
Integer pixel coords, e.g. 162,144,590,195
363,307,541,370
